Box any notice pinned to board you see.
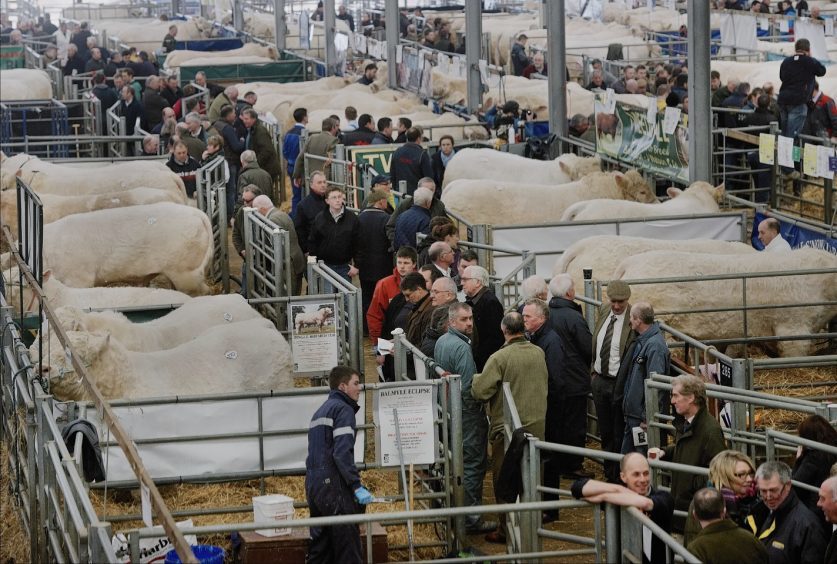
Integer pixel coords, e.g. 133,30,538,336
779,18,790,32
776,135,794,168
818,145,836,178
375,384,437,467
803,143,819,177
759,133,775,165
395,44,403,64
663,106,681,135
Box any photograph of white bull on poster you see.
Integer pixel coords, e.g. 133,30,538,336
289,300,338,373
375,384,437,467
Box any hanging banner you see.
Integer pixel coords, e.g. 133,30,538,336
595,98,689,183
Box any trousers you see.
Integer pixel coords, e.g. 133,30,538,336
462,399,488,520
592,375,624,483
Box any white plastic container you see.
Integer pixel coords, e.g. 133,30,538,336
252,494,295,537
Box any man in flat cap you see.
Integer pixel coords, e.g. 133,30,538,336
591,280,636,481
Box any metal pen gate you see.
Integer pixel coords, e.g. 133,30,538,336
105,100,126,157
243,207,293,328
195,157,229,292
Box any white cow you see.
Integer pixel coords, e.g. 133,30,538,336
442,170,657,225
0,69,52,101
554,235,758,291
2,269,191,313
164,43,278,68
561,182,725,221
0,153,187,201
53,295,262,352
613,248,837,357
0,187,183,236
39,203,213,295
442,149,601,189
33,319,294,401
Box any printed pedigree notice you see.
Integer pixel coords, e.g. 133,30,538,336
376,385,437,467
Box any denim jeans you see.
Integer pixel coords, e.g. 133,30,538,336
226,163,240,221
291,175,302,219
461,398,488,522
779,103,808,139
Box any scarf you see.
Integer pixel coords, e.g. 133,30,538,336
440,150,455,168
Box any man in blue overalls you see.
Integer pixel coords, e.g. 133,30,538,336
305,366,374,563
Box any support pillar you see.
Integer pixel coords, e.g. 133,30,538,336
274,0,285,51
465,0,482,113
385,0,398,89
324,0,336,76
546,0,568,139
687,0,711,182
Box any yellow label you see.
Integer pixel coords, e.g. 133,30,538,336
771,541,785,550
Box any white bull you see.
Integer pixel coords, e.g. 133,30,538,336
0,69,52,101
613,248,837,357
0,153,187,201
38,202,213,295
561,182,725,221
33,319,294,401
53,295,262,352
441,170,657,225
165,43,277,68
441,149,601,189
0,187,183,236
554,235,758,292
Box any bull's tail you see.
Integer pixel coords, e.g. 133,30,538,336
560,201,587,222
556,245,577,275
611,262,628,281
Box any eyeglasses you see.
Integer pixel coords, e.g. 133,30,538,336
734,470,755,479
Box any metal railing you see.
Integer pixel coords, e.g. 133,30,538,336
195,157,229,292
242,207,293,326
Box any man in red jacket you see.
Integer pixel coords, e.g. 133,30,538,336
367,246,418,349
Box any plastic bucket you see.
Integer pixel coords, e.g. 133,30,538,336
253,494,295,537
163,544,225,564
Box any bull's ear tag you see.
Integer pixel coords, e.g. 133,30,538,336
147,217,157,225
225,351,238,359
223,313,233,322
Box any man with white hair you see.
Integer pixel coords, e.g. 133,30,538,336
430,276,457,307
252,194,305,294
393,186,434,251
428,241,455,278
747,460,827,563
208,85,239,124
385,177,448,248
463,265,504,371
185,111,207,143
179,115,206,161
522,51,547,79
547,273,593,478
519,275,548,305
237,150,274,197
818,476,837,562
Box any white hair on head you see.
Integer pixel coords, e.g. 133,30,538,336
464,265,489,287
251,194,273,210
520,275,548,300
548,273,573,298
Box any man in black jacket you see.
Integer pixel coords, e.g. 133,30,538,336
165,142,200,198
294,171,328,256
212,105,246,219
343,113,376,146
142,75,170,131
462,265,504,371
547,273,593,478
90,72,118,111
778,38,826,141
748,461,827,563
308,185,360,283
119,85,145,155
523,298,566,522
390,127,433,196
356,191,392,332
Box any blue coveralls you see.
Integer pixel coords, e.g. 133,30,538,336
305,389,363,563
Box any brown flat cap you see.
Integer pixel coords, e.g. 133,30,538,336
607,280,631,301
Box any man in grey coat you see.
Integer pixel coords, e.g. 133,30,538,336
618,301,670,455
237,150,274,200
252,194,305,294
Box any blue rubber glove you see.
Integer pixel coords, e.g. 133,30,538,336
354,486,374,505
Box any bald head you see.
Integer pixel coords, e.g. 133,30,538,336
819,476,837,524
620,453,650,495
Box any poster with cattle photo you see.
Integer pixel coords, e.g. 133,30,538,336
289,300,338,373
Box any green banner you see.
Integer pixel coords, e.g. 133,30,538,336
595,98,689,183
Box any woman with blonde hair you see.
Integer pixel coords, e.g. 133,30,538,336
684,449,758,544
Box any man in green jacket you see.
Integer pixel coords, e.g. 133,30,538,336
649,374,726,533
207,85,238,124
687,488,768,564
237,150,274,199
472,311,548,543
240,109,282,199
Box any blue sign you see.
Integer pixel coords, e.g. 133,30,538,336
752,212,837,254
